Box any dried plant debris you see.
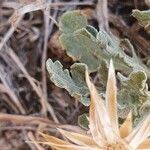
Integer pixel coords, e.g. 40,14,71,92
132,9,150,29
59,10,150,78
46,59,90,106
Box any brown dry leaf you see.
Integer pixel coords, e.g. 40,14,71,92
81,8,94,19
48,31,72,62
48,31,65,56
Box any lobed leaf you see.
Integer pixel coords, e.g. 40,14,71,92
118,71,150,123
46,59,90,106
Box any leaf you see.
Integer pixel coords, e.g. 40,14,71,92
46,59,90,106
78,114,89,130
60,30,109,72
132,9,150,29
117,70,150,124
59,10,150,78
59,10,87,33
70,63,87,87
98,60,108,86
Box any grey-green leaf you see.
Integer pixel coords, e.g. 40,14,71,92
78,113,89,130
59,10,150,78
118,70,150,124
46,59,90,106
132,9,150,29
98,60,108,86
59,10,87,33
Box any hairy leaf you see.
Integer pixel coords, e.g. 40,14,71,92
46,59,90,106
118,71,150,123
132,9,150,29
60,30,109,72
59,10,87,33
59,10,150,78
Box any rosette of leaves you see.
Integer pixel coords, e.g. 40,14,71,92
59,10,150,78
46,10,150,125
46,58,150,126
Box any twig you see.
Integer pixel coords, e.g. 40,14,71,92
27,132,45,150
41,7,50,108
0,113,53,125
3,2,93,13
0,94,19,113
0,113,86,133
0,126,38,131
0,15,22,51
41,4,59,123
0,66,26,114
96,0,109,32
0,83,7,93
